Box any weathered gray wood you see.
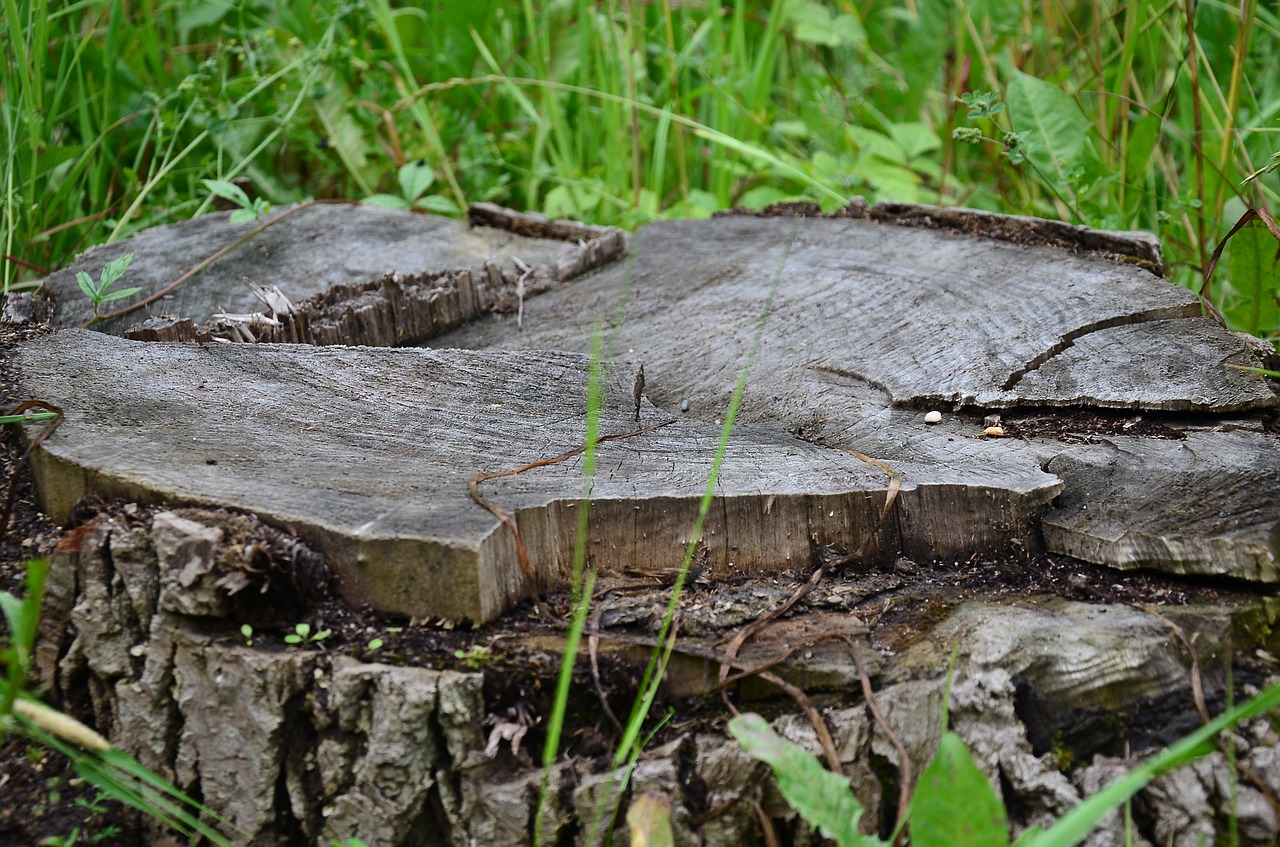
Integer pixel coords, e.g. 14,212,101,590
18,207,1280,620
36,203,626,342
1042,429,1280,581
436,213,1280,581
439,214,1271,413
21,330,930,622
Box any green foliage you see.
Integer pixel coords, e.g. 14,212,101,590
283,622,330,646
74,254,141,314
363,159,457,214
910,733,1009,847
1225,222,1280,338
5,0,1279,339
730,714,879,847
732,678,1280,847
202,179,271,223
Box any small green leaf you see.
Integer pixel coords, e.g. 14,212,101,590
295,623,311,638
284,634,302,644
730,713,884,847
909,733,1009,847
100,253,134,286
202,178,250,209
397,160,435,202
362,194,411,210
367,638,383,651
95,286,143,304
228,208,259,224
76,271,100,301
313,630,331,641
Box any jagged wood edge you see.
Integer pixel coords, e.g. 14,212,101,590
122,203,629,346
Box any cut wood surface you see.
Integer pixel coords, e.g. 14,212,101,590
35,203,626,342
16,204,1280,622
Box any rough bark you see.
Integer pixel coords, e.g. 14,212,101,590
34,506,1280,846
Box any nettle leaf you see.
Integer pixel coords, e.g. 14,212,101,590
201,178,250,209
100,253,134,287
398,160,435,202
909,733,1010,847
730,713,884,847
1004,66,1097,182
76,271,100,300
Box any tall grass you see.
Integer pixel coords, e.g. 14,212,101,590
4,1,1277,337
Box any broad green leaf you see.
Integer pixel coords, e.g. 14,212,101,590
398,160,435,202
76,270,99,300
363,194,411,210
201,179,250,209
417,195,460,215
228,209,260,224
730,713,885,847
909,732,1009,847
1225,220,1280,337
889,123,942,160
1004,66,1095,182
96,286,143,304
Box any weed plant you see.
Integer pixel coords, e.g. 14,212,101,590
3,0,1278,338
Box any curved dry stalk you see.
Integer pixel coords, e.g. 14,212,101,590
81,199,358,329
468,420,674,579
1,400,63,538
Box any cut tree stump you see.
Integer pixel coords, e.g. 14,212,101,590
15,204,1280,621
14,202,1280,847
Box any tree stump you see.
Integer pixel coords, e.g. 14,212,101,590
13,201,1280,847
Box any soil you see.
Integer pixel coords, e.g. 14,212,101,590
1,319,1275,845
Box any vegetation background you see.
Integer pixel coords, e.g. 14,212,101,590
3,0,1278,343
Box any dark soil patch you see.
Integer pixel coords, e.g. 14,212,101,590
998,409,1186,442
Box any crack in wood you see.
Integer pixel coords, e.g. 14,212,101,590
1000,304,1201,392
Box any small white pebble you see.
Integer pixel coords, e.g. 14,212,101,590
924,410,942,424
